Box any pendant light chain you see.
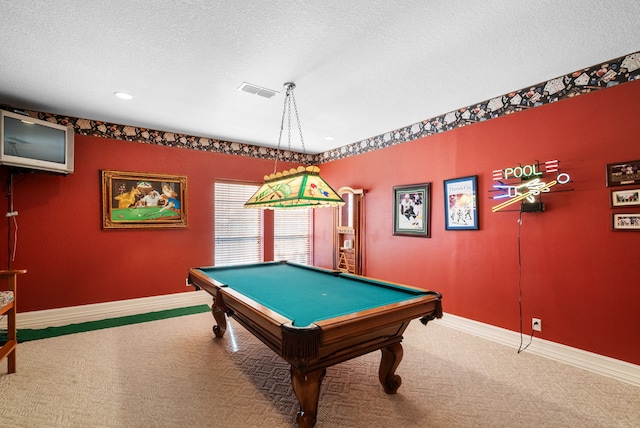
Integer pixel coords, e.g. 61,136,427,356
287,91,293,152
244,81,345,209
273,85,289,174
274,82,307,174
289,87,307,158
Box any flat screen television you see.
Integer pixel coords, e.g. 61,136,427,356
0,109,74,174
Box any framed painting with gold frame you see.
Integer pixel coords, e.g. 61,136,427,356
101,170,188,229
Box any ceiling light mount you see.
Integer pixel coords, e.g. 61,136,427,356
244,82,344,209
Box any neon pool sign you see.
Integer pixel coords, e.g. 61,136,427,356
491,159,571,212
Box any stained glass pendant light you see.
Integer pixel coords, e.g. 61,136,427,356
244,82,344,209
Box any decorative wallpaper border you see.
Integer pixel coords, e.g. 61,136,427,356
320,51,640,162
25,111,317,165
23,51,640,165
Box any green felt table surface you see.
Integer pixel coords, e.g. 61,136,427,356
195,262,429,327
111,206,180,221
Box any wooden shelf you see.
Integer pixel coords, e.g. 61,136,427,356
337,249,355,273
334,187,365,275
337,226,354,234
0,269,26,375
0,300,14,316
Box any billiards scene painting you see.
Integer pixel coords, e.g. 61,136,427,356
101,169,188,229
188,261,443,428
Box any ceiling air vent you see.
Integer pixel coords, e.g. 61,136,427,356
237,82,278,99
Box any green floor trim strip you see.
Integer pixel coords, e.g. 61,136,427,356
2,304,210,343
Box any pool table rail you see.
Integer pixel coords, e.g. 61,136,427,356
190,268,292,349
338,271,436,294
189,265,442,372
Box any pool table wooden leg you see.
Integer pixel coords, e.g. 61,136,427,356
379,342,403,394
211,303,227,338
291,367,326,428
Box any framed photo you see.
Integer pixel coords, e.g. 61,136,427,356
393,183,430,237
606,160,640,187
101,170,188,229
611,188,640,207
612,213,640,231
444,175,478,230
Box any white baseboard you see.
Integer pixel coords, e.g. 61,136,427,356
435,313,640,387
12,290,212,330
5,296,637,387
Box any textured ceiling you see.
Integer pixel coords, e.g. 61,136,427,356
1,1,639,154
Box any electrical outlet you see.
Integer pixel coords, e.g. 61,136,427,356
532,318,542,332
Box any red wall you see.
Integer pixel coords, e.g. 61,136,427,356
314,80,640,365
2,80,638,366
0,137,286,313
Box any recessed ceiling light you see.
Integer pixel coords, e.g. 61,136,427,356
324,136,335,141
114,92,133,100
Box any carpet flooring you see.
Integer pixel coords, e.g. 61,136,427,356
0,311,638,427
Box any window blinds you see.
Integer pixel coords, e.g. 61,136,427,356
274,209,311,265
214,182,261,265
214,182,312,266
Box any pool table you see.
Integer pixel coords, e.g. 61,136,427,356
188,261,442,428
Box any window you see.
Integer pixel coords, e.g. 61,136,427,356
274,209,311,264
214,182,261,265
214,182,313,266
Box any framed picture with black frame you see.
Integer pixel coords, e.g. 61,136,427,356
612,212,640,231
606,159,640,187
393,183,431,237
444,175,478,230
611,188,640,207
